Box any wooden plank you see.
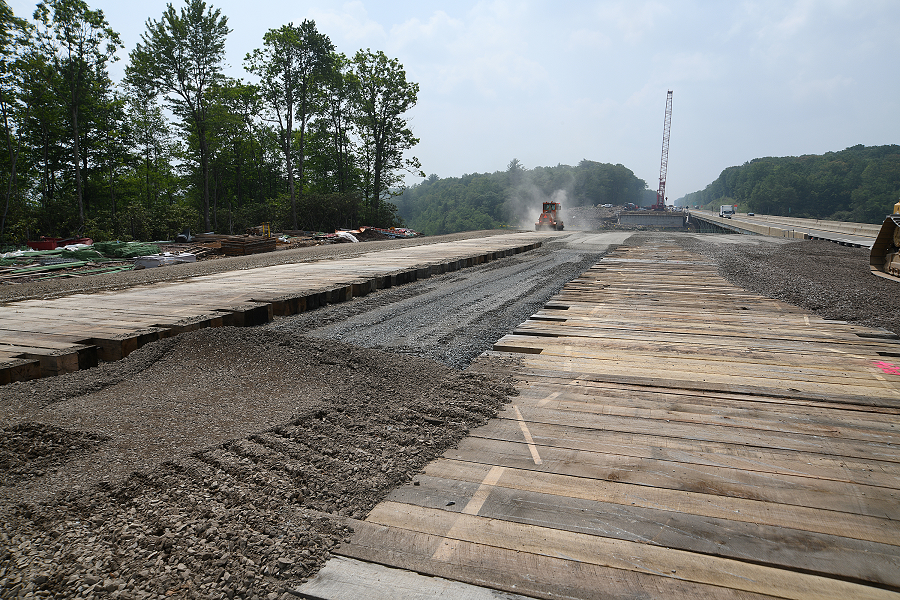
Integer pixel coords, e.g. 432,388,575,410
496,337,896,387
469,416,900,487
385,475,900,588
491,405,900,465
422,459,900,546
513,387,900,444
443,437,898,518
296,556,538,600
500,360,900,408
0,353,41,384
494,365,900,413
517,319,900,353
365,502,899,600
515,323,900,360
338,520,782,600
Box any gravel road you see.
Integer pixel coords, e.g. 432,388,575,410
2,230,898,600
269,232,631,369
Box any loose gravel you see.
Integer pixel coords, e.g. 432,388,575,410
269,239,613,369
670,234,900,337
3,230,898,600
1,328,517,600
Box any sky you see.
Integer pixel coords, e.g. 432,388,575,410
11,0,900,200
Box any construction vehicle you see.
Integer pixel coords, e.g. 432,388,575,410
535,201,564,231
869,199,900,282
650,90,673,211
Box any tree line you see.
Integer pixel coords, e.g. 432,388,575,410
396,159,648,235
0,0,421,246
680,145,900,223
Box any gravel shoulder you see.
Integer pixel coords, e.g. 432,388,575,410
2,230,898,600
669,233,900,337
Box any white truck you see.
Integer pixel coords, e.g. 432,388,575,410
719,205,735,218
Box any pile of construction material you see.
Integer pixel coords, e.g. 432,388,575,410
133,253,198,269
565,205,624,230
0,244,140,283
312,226,420,243
220,235,278,256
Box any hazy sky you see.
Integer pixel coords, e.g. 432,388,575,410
11,0,899,200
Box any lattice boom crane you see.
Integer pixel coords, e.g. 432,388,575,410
653,90,673,210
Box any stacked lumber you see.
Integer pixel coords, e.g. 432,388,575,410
220,235,277,256
193,233,233,242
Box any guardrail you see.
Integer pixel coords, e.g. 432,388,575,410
688,210,876,247
747,214,881,237
689,212,807,239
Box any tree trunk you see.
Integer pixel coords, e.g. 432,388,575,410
198,117,211,231
297,119,307,231
286,143,296,230
71,104,85,228
212,163,219,231
109,140,117,237
0,100,21,245
281,103,297,231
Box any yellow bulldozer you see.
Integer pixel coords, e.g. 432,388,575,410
870,200,900,282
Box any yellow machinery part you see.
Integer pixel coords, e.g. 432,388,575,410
870,215,900,282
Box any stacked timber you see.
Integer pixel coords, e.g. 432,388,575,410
220,235,277,257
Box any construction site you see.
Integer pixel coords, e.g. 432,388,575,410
1,225,899,600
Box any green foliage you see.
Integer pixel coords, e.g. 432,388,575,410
245,20,334,230
351,49,421,222
93,240,160,257
33,0,122,226
127,0,230,231
681,145,900,223
397,160,648,235
0,1,416,241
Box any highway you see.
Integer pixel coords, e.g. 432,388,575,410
688,209,880,247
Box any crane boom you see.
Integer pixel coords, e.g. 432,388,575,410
654,90,673,210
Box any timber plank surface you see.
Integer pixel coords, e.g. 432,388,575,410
0,233,550,382
311,240,900,599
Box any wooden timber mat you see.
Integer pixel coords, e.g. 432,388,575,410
0,233,549,384
317,241,900,600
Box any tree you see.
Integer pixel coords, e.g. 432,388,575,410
506,158,524,187
0,0,29,244
245,21,333,230
33,0,121,229
351,49,421,224
311,52,359,196
127,0,230,231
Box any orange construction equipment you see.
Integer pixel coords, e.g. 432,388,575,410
535,201,564,231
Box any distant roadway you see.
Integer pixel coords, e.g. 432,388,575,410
687,209,880,248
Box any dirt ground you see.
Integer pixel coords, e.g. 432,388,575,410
0,327,519,600
2,231,898,600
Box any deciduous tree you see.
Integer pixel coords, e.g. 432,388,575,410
127,0,230,231
351,49,421,224
33,0,121,228
245,20,333,230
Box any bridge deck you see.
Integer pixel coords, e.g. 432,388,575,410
0,234,545,383
319,241,900,600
